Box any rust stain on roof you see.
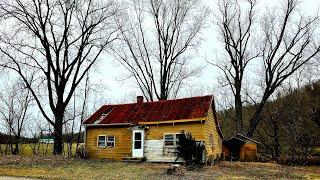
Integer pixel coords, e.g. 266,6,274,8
83,95,213,125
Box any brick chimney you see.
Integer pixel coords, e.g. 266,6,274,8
137,96,144,104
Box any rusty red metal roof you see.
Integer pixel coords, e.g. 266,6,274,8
83,95,214,125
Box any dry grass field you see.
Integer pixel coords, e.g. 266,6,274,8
0,156,319,179
0,144,78,156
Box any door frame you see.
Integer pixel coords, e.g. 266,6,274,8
132,129,144,158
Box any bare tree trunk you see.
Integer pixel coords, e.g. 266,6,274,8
235,81,243,132
76,74,90,150
214,0,257,133
53,113,64,155
247,94,270,137
13,135,20,155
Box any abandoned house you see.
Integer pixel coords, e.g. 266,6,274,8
82,95,223,163
222,133,260,162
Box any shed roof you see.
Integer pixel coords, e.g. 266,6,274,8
224,133,260,144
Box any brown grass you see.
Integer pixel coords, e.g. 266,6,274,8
0,143,77,156
0,156,319,179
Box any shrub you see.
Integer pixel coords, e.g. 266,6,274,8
277,156,320,166
176,131,206,169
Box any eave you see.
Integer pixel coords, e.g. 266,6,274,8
82,123,134,127
137,117,206,125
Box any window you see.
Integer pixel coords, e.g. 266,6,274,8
209,134,214,147
164,133,183,147
106,136,115,147
134,132,142,149
97,135,115,148
164,134,174,146
98,135,106,147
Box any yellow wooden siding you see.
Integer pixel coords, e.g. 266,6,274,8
240,143,258,162
85,126,131,160
205,107,222,157
146,122,206,141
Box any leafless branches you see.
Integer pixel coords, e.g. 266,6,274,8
0,0,121,154
216,0,320,137
112,0,208,101
214,0,258,133
0,79,33,155
247,0,320,137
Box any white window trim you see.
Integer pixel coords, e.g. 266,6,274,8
97,135,106,148
164,133,183,147
97,135,115,148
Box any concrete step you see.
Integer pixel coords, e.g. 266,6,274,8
121,157,146,163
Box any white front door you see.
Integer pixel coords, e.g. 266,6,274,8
132,130,144,158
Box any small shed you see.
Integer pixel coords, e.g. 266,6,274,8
222,133,260,162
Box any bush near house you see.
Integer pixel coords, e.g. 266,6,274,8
176,131,206,168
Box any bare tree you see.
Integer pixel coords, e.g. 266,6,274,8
76,73,90,150
112,0,208,101
0,79,32,155
214,0,258,133
216,0,320,137
0,0,121,154
247,0,320,137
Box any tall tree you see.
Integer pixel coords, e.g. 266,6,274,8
216,0,320,137
247,0,320,137
0,0,121,154
215,0,258,133
112,0,209,101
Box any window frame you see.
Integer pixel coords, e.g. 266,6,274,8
164,133,183,147
97,135,115,148
133,132,143,149
97,135,106,148
106,136,115,147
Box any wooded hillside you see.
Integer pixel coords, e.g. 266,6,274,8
219,81,320,162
